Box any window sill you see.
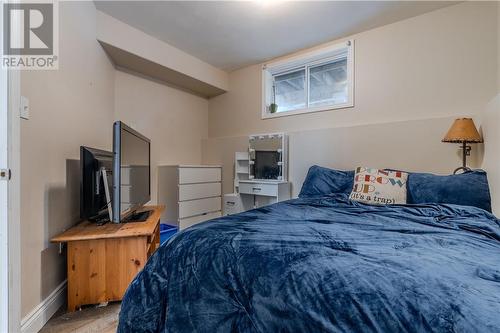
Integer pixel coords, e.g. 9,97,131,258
261,102,354,119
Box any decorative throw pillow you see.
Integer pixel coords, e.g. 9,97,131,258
349,167,408,205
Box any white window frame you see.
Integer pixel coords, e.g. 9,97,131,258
262,40,354,119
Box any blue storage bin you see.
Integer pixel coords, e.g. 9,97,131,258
160,224,178,244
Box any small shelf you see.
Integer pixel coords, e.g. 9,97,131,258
236,166,249,174
234,151,250,193
235,152,249,161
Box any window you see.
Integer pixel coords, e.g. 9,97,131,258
274,68,306,112
262,40,354,118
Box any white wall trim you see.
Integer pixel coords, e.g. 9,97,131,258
21,280,67,333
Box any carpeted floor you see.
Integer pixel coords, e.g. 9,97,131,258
40,302,120,333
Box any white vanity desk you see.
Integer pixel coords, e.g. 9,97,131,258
236,132,290,210
238,179,290,208
223,133,291,215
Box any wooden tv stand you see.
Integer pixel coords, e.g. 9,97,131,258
51,205,164,312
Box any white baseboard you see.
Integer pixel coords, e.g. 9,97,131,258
21,280,67,333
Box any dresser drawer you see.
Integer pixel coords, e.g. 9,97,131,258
179,183,221,201
239,182,278,197
178,197,221,219
179,211,222,230
179,167,221,184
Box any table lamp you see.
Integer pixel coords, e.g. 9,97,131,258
442,118,483,174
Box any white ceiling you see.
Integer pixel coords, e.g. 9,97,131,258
94,1,458,71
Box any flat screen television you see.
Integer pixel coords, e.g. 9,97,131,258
80,146,113,223
112,121,151,223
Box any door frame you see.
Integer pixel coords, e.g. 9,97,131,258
8,68,22,333
1,0,22,330
0,14,9,331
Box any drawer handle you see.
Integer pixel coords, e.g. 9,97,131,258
227,201,235,206
252,187,261,191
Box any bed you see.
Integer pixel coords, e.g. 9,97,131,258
118,167,500,332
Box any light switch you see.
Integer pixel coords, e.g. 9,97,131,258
20,96,29,120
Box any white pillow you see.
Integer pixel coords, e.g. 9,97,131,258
349,167,408,205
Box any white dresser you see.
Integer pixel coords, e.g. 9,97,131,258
158,165,222,230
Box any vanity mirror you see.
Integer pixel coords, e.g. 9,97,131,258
248,133,287,181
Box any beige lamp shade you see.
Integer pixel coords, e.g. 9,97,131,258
442,118,483,143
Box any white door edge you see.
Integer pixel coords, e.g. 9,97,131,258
0,0,10,330
1,1,22,331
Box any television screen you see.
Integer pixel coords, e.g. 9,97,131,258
112,121,151,223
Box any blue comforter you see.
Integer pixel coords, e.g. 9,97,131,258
118,194,500,332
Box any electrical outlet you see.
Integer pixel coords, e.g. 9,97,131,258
20,96,30,120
